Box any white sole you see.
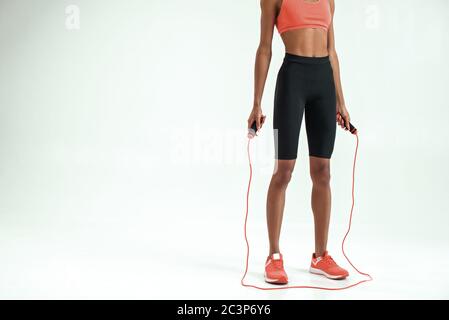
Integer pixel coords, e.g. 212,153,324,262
264,272,288,284
309,267,348,280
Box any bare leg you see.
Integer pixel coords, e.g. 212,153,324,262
266,159,296,255
309,156,332,257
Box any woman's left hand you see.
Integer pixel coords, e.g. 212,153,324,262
337,105,351,131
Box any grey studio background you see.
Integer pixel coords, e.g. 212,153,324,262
0,0,448,299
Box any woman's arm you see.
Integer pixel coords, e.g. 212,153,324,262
328,0,351,130
248,0,278,131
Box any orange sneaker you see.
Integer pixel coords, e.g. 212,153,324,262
264,253,288,284
309,251,349,280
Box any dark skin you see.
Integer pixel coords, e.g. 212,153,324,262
247,0,350,257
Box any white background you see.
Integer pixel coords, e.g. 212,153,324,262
0,0,448,299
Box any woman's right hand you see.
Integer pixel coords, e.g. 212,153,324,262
247,107,266,131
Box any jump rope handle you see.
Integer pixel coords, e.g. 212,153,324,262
349,122,357,135
249,120,357,138
247,121,259,139
338,112,358,135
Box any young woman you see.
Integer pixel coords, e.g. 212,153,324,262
247,0,351,284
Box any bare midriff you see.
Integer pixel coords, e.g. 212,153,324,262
280,28,329,57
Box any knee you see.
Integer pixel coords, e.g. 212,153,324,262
311,164,331,187
272,167,294,186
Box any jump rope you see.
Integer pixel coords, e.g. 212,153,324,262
241,119,373,291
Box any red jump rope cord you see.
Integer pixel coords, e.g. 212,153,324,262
241,133,373,291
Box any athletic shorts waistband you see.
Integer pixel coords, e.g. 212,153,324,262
284,53,330,64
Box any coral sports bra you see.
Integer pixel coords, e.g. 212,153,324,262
276,0,332,34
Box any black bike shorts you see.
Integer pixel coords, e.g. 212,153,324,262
273,53,337,160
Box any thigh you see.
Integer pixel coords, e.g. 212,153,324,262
305,82,337,159
273,63,305,160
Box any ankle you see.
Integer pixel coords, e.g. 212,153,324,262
314,250,326,258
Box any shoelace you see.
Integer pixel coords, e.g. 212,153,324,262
269,259,284,270
321,255,336,266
